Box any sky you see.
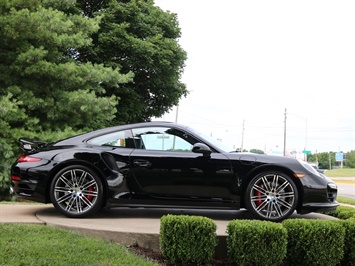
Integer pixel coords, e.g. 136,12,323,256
153,0,355,155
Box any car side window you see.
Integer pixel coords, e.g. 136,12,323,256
132,127,195,152
88,130,135,148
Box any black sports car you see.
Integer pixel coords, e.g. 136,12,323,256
11,122,338,221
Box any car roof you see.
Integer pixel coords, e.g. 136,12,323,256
54,121,189,146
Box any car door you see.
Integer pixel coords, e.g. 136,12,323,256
129,126,238,200
87,129,139,197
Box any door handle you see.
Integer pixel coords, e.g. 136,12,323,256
133,159,152,167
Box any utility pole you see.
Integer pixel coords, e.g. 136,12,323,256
172,105,179,149
175,105,179,123
241,119,245,151
283,108,287,156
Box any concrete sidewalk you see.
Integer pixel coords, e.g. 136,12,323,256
0,204,47,224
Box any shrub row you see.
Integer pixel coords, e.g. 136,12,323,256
160,215,355,266
325,205,355,220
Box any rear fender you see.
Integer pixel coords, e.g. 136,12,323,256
44,155,110,206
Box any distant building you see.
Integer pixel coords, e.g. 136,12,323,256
267,148,306,161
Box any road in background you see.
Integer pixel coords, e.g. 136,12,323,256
332,178,355,199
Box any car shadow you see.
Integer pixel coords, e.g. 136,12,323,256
95,207,255,220
37,204,337,221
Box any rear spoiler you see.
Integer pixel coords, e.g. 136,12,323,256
19,139,47,154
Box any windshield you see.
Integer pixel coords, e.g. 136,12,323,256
187,126,233,153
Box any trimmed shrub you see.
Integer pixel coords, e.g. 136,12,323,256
340,219,355,266
226,220,287,266
283,219,345,266
159,215,217,265
338,211,355,220
325,206,355,219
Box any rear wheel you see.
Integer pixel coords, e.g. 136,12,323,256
244,171,298,222
50,165,103,218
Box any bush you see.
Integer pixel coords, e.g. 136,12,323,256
159,215,217,265
283,219,345,266
326,206,355,220
0,174,11,201
340,219,355,266
226,220,287,266
338,211,355,220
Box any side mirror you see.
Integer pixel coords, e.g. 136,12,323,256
192,143,212,157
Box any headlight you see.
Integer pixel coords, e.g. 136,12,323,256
298,160,320,177
328,183,337,190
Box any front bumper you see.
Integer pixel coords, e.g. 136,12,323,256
298,175,339,214
299,201,339,214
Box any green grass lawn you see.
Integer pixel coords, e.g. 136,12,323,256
337,196,355,206
324,168,355,177
0,224,158,266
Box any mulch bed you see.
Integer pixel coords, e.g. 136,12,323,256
128,244,234,265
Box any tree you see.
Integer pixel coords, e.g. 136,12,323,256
0,0,134,130
308,152,336,169
344,151,355,168
250,149,265,154
76,0,188,123
0,0,132,197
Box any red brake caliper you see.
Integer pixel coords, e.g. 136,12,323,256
86,186,95,201
255,185,262,206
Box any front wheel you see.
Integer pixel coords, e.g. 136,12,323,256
244,171,298,222
50,165,104,218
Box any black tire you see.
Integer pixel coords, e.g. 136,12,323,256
50,165,104,218
244,171,298,222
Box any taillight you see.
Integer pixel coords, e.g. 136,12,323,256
11,175,21,181
18,155,41,163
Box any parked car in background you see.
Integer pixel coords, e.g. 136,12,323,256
11,122,338,222
312,165,325,174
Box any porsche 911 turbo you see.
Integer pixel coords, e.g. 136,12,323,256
11,121,338,221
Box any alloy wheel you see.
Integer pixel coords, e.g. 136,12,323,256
51,166,103,217
246,172,298,221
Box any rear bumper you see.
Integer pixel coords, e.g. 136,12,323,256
11,179,47,203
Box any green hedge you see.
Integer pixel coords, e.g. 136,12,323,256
226,220,287,266
340,219,355,266
159,208,355,265
283,219,345,266
325,206,355,220
159,215,217,265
